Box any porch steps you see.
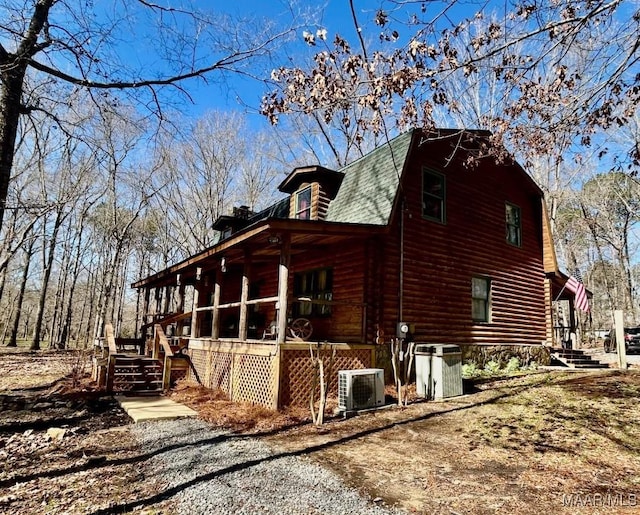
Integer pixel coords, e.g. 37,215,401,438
550,348,609,369
112,355,164,393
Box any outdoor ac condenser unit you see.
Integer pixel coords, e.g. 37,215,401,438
338,368,385,411
414,344,463,400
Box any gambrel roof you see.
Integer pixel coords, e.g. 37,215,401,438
325,131,414,225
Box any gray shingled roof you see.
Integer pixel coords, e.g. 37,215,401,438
325,131,414,225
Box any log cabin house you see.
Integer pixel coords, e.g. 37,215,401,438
125,128,578,409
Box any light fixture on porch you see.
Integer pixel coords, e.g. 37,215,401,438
220,257,227,273
268,234,281,245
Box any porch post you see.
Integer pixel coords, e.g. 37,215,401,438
238,249,251,341
190,267,202,338
142,287,150,338
277,234,291,344
212,271,221,340
176,275,185,336
154,287,162,319
162,285,171,316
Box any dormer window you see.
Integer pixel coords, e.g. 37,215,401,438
295,186,312,220
278,165,343,221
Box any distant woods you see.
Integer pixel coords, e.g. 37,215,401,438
1,1,639,348
0,107,289,349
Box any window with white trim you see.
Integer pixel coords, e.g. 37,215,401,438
295,186,312,220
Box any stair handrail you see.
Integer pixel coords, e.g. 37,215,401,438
142,311,193,331
105,323,118,392
155,323,174,357
154,324,176,391
105,323,118,354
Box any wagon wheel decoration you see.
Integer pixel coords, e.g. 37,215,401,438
288,318,313,340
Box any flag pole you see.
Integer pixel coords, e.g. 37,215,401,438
554,283,568,303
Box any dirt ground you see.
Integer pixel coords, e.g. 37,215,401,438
0,348,173,515
262,372,640,514
1,347,640,514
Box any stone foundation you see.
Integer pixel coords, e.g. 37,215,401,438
460,344,551,368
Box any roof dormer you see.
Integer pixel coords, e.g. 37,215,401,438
212,205,255,240
278,165,344,221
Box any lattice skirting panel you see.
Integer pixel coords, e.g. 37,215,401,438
187,349,208,386
186,341,376,409
279,346,374,408
186,343,278,409
170,369,188,385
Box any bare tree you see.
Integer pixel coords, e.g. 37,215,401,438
581,172,639,318
156,111,285,256
7,235,35,347
262,1,639,163
84,106,167,339
0,0,298,229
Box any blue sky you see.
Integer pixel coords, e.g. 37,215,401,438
173,1,361,124
170,0,493,124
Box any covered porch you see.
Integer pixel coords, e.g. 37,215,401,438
547,271,592,349
129,218,386,408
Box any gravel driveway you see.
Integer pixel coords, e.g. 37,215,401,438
130,419,404,514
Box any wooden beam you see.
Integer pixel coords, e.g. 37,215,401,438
238,250,251,341
272,345,281,410
212,271,221,340
176,282,186,336
105,323,118,354
142,288,151,338
162,285,171,315
105,323,117,393
277,234,291,345
154,287,162,315
190,268,202,338
201,296,279,311
131,220,386,289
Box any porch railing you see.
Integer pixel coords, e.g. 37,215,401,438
105,323,119,392
154,323,189,391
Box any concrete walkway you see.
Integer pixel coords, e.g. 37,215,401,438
115,395,198,423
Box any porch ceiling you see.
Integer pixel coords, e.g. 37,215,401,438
549,271,593,301
132,219,385,289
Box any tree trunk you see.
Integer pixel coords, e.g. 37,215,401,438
8,238,35,347
59,215,86,349
31,211,62,350
0,0,55,229
0,67,26,230
49,232,70,348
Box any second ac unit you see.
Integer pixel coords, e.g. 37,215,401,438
338,368,385,411
414,344,463,400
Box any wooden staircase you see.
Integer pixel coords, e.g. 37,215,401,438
550,348,609,369
98,323,190,395
111,355,164,393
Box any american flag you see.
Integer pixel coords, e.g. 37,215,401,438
565,275,590,312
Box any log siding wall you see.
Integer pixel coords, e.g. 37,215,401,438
376,140,548,347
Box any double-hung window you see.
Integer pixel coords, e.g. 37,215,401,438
422,169,446,223
295,186,312,220
472,276,491,323
505,202,522,246
294,268,333,317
